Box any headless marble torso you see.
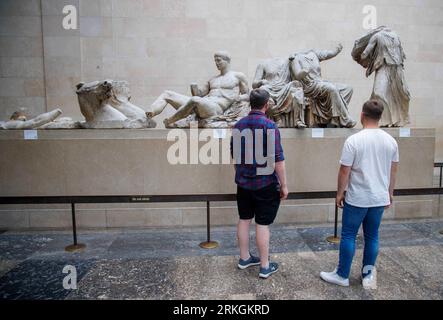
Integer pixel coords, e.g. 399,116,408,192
259,58,292,83
293,51,323,82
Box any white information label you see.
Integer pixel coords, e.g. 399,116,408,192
24,130,38,140
213,128,227,139
312,128,324,138
399,128,411,138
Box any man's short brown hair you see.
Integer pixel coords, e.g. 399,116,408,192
362,99,384,121
250,88,270,109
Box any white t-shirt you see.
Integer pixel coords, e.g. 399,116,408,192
340,129,399,208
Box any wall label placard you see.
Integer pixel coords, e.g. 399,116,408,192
213,129,227,139
399,128,411,138
24,130,38,140
312,128,324,138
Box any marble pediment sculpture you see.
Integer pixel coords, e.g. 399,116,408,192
352,26,410,127
76,80,156,129
0,109,80,129
289,44,356,128
1,80,156,130
253,57,306,128
147,51,250,128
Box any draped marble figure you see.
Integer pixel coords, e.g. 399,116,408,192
289,44,356,128
252,57,306,128
147,51,250,128
352,26,410,127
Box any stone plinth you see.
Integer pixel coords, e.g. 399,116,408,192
0,128,439,229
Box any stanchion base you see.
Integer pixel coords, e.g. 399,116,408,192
199,241,219,249
326,236,340,244
65,243,86,252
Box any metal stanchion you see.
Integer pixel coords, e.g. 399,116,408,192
439,166,442,234
440,166,442,188
326,205,340,244
65,203,86,252
199,201,219,249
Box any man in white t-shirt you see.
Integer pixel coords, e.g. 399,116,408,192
320,99,399,289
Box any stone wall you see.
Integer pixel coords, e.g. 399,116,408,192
0,0,46,119
0,0,442,160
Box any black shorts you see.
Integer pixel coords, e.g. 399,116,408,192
236,183,281,226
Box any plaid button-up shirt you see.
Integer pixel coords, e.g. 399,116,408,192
230,110,285,190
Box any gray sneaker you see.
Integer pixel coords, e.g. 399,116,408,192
259,262,279,279
238,255,261,269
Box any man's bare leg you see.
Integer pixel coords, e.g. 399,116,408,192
147,90,190,118
256,224,270,268
238,219,252,260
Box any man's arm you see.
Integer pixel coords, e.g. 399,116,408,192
274,127,288,200
315,43,343,61
336,165,352,208
275,160,288,200
387,162,398,208
337,138,355,208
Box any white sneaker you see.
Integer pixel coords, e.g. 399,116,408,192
320,268,349,287
362,268,377,290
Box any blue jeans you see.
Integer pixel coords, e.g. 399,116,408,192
336,202,385,279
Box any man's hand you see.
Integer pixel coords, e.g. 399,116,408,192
385,194,394,209
336,192,345,208
280,184,288,200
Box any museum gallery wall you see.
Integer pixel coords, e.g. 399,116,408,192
0,0,441,158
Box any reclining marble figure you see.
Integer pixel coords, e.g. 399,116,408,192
252,57,306,128
76,80,156,129
0,109,68,129
147,51,250,128
289,44,357,128
352,26,410,127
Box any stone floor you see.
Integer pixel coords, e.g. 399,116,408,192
0,219,442,300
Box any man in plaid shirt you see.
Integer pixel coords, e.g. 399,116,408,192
230,88,288,279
